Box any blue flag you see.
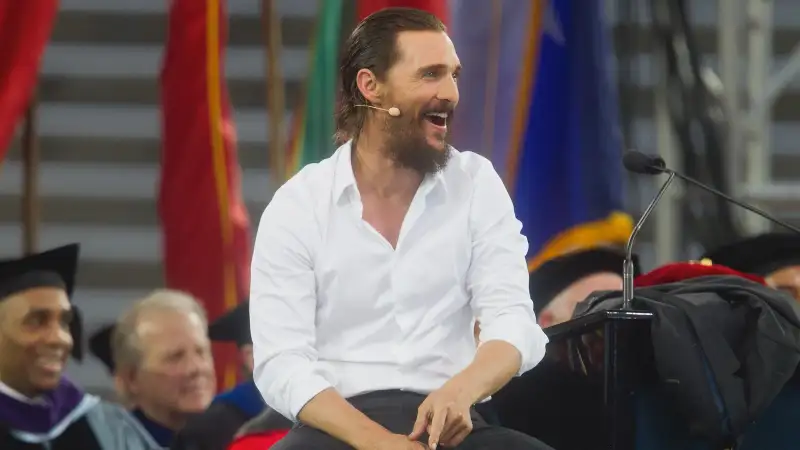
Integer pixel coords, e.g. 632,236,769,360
508,0,632,271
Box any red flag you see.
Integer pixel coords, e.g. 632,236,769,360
159,0,252,392
357,0,449,25
0,0,58,159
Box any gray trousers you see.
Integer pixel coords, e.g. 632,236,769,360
271,390,554,450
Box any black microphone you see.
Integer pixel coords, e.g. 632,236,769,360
622,151,667,175
621,150,800,309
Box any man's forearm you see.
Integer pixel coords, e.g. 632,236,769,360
448,340,522,404
296,388,390,449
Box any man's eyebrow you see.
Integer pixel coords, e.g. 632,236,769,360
416,63,462,76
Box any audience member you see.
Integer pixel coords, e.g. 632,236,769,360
0,244,158,450
171,300,291,450
703,232,800,302
111,290,216,447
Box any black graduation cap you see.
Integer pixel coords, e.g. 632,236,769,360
89,324,115,374
702,232,800,277
0,244,83,360
208,301,251,346
529,247,638,315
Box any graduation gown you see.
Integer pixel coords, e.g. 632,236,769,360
133,409,176,448
0,378,159,450
171,381,285,450
226,430,288,450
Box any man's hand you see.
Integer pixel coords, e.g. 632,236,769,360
359,432,428,450
408,382,474,449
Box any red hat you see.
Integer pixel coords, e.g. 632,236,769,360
634,260,766,288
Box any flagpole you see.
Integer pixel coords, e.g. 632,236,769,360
261,0,286,185
21,99,39,256
481,0,504,161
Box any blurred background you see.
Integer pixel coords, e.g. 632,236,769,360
0,0,797,399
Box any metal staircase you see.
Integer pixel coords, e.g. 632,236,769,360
0,0,316,393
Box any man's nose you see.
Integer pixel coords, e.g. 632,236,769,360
44,323,73,351
184,350,211,375
438,74,459,105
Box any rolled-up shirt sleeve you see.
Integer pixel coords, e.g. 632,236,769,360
250,182,334,421
467,157,548,375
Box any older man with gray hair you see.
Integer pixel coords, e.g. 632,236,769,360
111,289,217,447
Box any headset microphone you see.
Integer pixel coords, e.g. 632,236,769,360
355,104,401,117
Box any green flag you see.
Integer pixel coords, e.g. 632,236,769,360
285,0,343,177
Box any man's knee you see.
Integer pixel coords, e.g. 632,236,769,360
464,426,555,450
270,427,352,450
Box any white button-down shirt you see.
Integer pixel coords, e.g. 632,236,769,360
250,142,548,421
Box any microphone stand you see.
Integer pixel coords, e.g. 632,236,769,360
622,171,677,310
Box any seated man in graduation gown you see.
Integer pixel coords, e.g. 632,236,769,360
170,300,292,450
88,290,217,447
0,244,158,450
702,232,800,302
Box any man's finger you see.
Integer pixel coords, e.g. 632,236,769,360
439,413,470,447
409,405,430,440
427,406,449,449
439,421,465,445
446,428,472,448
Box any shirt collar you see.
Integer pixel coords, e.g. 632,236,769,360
333,141,449,204
333,141,357,203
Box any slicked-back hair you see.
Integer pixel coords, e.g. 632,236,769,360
334,8,446,144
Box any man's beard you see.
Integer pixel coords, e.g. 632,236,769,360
382,104,453,176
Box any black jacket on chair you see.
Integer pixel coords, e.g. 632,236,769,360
574,275,800,447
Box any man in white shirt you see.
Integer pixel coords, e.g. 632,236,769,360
250,8,552,450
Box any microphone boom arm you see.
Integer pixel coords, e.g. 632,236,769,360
623,171,677,309
669,170,800,235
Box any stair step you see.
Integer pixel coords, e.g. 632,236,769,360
30,103,288,141
0,224,161,263
38,75,302,109
42,44,308,80
59,0,319,16
5,136,273,167
71,288,153,322
0,161,272,203
0,224,163,289
0,195,265,228
52,10,314,47
77,260,163,290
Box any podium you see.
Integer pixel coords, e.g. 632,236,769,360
491,310,800,450
492,310,653,450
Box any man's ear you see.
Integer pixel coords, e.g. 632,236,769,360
355,68,382,105
113,368,137,406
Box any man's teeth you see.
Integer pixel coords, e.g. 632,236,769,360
426,112,448,118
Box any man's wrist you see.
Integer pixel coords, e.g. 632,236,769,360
350,426,394,450
444,372,485,406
